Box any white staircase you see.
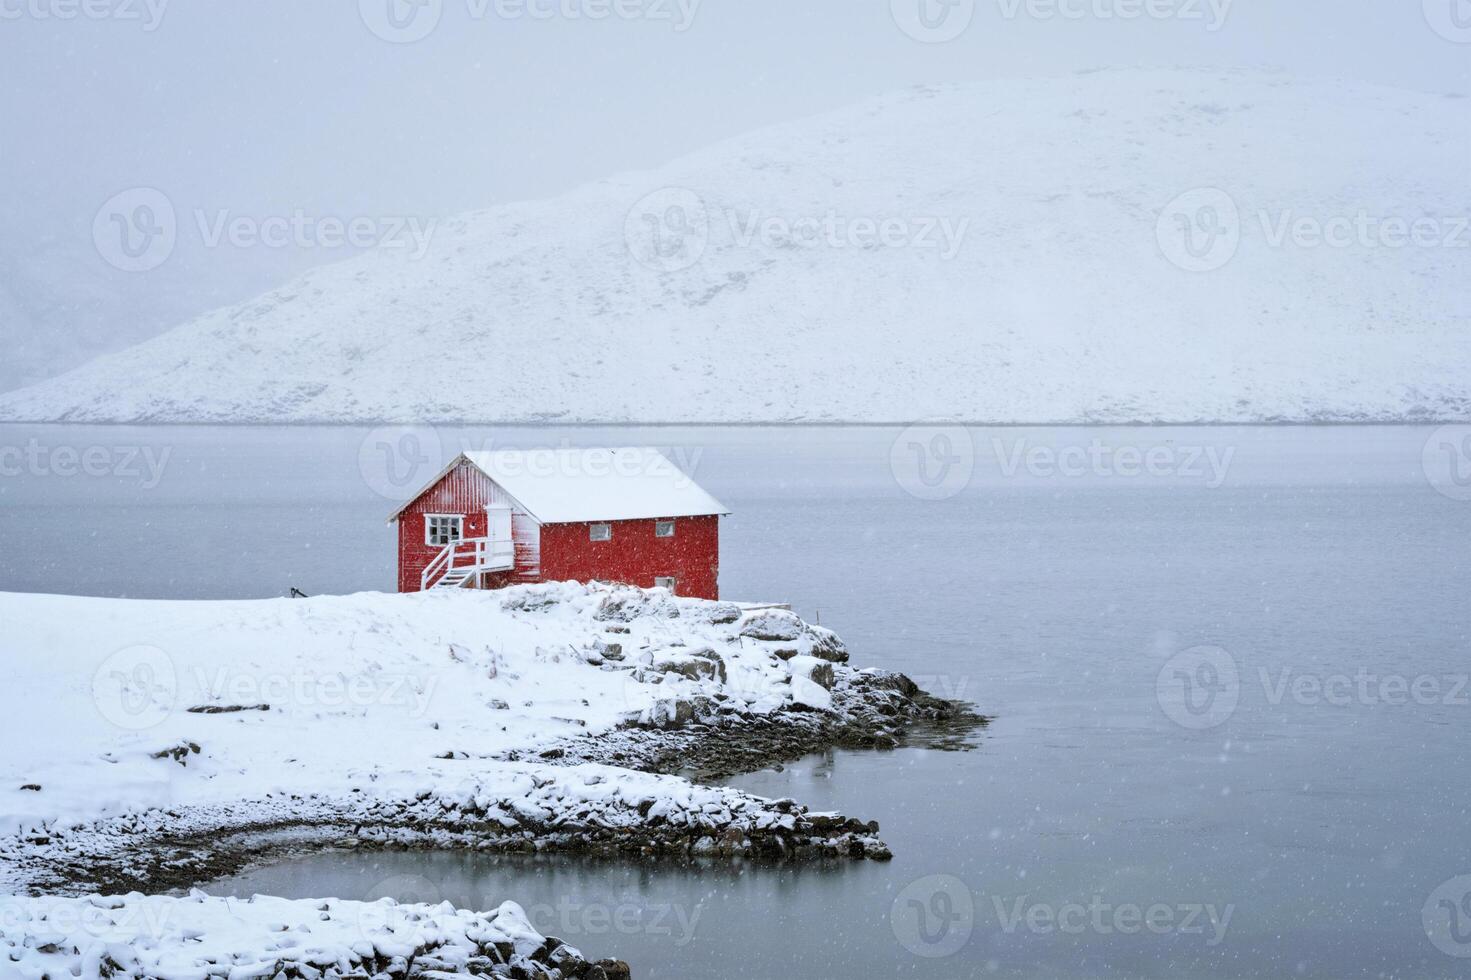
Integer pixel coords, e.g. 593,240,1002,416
423,536,515,590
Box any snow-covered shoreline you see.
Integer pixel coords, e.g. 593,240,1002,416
1,891,628,979
0,583,972,977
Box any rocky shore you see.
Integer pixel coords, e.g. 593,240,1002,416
0,584,985,978
1,892,635,980
6,667,975,898
522,663,983,782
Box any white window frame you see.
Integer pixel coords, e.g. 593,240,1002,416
654,576,678,594
655,519,676,539
424,514,464,548
589,523,612,542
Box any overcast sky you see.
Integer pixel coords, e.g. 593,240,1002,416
0,0,1466,391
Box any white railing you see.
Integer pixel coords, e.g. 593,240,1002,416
421,536,515,591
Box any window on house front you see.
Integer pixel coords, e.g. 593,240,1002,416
655,520,675,538
425,515,463,547
590,523,612,542
655,577,678,594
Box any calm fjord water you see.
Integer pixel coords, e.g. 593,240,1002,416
3,424,1468,978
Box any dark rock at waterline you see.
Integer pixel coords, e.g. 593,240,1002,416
538,666,985,783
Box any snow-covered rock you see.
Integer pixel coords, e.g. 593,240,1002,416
1,69,1465,424
0,891,616,979
789,656,835,692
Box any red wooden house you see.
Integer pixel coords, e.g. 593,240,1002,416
388,447,729,599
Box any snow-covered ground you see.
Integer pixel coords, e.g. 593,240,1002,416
0,891,590,980
0,584,879,892
1,68,1465,424
0,583,904,975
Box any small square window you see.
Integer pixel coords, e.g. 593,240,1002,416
655,577,678,594
590,523,612,542
655,520,675,538
425,515,463,548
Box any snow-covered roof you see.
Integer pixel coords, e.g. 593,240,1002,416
391,448,728,525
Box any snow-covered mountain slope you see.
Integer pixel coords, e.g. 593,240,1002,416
2,69,1466,424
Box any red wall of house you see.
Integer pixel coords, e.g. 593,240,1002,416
396,462,541,592
538,515,720,600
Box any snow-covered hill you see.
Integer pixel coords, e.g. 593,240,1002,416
2,69,1466,424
